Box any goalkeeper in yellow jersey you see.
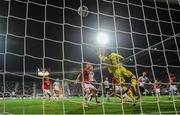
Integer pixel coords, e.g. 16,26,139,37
97,50,138,105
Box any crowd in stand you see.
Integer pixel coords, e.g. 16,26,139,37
0,74,179,98
0,80,82,97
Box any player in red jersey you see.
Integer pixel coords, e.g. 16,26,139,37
112,76,121,95
75,64,99,107
169,74,178,100
111,76,122,98
154,80,161,97
43,77,51,100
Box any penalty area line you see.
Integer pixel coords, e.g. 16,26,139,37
2,112,13,115
150,111,180,114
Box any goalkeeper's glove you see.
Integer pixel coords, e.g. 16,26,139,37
75,79,79,84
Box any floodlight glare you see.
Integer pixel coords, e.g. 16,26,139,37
97,32,109,45
37,68,50,77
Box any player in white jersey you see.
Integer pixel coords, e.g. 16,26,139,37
104,77,110,102
53,78,62,99
138,72,151,97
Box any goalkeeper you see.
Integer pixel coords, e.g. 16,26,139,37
97,51,138,105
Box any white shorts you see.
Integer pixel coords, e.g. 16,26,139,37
44,89,51,95
155,88,160,94
83,83,96,90
115,86,120,92
122,93,131,101
115,85,122,92
54,86,60,91
170,85,177,92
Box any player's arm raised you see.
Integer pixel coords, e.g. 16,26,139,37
75,72,82,84
95,49,109,62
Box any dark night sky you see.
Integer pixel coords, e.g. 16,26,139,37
0,0,180,82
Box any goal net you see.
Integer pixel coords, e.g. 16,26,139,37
0,0,180,114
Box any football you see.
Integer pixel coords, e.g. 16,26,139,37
78,5,89,17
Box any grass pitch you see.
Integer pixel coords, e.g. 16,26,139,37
0,96,180,114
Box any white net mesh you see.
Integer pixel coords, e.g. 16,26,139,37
0,0,180,114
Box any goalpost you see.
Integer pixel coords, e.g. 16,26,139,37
0,0,180,114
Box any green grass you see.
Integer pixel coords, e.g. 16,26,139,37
0,96,180,114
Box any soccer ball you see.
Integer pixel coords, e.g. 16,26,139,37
78,5,89,17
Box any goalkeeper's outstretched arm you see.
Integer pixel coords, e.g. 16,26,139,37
96,50,124,64
96,50,109,62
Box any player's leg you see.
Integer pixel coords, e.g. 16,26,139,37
169,85,173,100
110,67,123,97
54,85,61,97
115,67,137,105
105,88,110,102
44,89,50,99
114,85,122,98
83,83,92,107
47,90,52,100
169,91,172,100
89,84,100,103
123,68,137,92
122,93,132,103
84,88,91,107
117,86,129,103
121,84,136,103
44,89,51,100
177,91,180,98
111,85,128,103
53,89,61,100
157,89,160,97
172,86,178,99
168,85,177,100
112,77,136,104
124,68,140,102
139,86,145,98
155,88,160,100
43,89,47,99
155,89,158,97
53,90,56,97
52,89,56,100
